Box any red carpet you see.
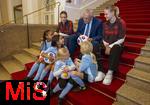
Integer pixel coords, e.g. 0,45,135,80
11,0,150,104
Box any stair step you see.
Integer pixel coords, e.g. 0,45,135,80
0,59,24,74
125,18,150,23
117,4,150,8
121,14,150,18
119,7,150,11
32,42,41,50
127,68,150,93
124,42,144,54
23,48,40,58
0,65,12,80
89,78,124,98
125,35,148,44
127,28,150,36
135,56,150,73
67,88,114,105
126,23,150,29
141,46,150,57
117,1,150,5
116,84,150,105
121,52,138,65
13,53,35,65
117,3,150,7
100,13,150,18
120,10,150,14
113,101,126,105
146,38,150,47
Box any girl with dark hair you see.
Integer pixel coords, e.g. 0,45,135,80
55,11,74,35
24,30,54,80
38,35,65,81
55,11,74,50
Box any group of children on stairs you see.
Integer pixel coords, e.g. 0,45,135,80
24,29,103,105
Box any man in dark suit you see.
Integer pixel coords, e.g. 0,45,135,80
68,9,104,79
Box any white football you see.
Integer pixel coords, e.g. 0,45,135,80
77,35,88,45
44,52,56,64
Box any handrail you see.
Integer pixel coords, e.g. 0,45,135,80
0,2,61,27
0,1,61,49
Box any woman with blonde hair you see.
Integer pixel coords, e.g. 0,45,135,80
102,5,126,85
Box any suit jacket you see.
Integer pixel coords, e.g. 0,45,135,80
76,17,103,42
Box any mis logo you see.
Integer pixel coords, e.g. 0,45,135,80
0,80,50,105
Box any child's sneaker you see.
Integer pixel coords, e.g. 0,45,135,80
23,77,31,80
80,86,86,90
58,98,63,105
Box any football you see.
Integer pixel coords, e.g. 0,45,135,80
77,35,88,45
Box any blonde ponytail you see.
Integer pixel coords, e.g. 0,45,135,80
105,5,120,18
90,52,97,64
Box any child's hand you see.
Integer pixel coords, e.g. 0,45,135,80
38,56,44,62
48,56,55,62
71,71,80,76
63,67,69,72
74,58,81,62
74,58,81,65
54,32,58,35
40,52,45,57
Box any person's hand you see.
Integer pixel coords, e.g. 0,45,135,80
40,52,45,57
88,38,93,42
38,56,44,62
54,32,58,35
105,46,111,55
74,58,81,63
74,58,81,67
48,56,55,62
71,71,78,75
103,40,109,46
63,66,69,72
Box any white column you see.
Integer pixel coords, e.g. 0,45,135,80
53,0,66,24
0,10,2,24
22,0,40,24
7,0,22,22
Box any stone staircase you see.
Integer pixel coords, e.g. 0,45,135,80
113,38,150,105
0,42,41,80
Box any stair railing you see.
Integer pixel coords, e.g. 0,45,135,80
0,2,61,48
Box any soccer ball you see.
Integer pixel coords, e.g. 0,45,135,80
44,52,56,64
61,72,70,79
77,35,88,45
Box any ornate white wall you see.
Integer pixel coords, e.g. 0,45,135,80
65,0,109,22
0,0,109,25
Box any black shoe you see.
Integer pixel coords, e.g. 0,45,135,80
23,77,31,80
50,90,54,96
80,86,86,90
58,98,63,105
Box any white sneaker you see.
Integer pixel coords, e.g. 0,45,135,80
95,71,105,82
42,90,47,97
102,72,113,85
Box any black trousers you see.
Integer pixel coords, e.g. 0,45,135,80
108,45,123,72
92,41,104,72
59,78,78,89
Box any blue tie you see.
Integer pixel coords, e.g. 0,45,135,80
85,24,90,36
